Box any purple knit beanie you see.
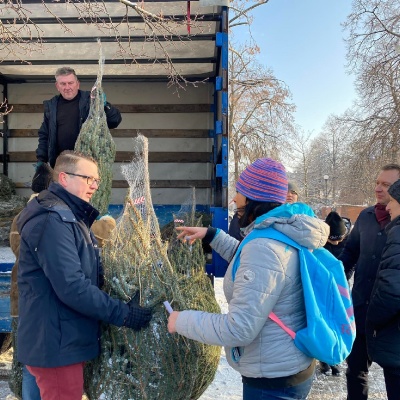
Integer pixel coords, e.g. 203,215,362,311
236,158,288,203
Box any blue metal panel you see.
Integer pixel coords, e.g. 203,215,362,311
209,206,229,277
208,6,229,278
215,76,223,91
215,120,223,134
0,270,12,332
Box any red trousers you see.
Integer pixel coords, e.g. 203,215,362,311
27,362,84,400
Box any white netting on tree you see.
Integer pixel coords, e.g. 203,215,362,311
84,135,220,400
75,40,115,215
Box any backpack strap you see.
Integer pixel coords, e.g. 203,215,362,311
269,312,296,339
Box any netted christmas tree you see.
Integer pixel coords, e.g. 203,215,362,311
9,319,22,399
84,135,221,400
75,40,115,215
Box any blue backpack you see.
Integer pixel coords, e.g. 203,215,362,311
231,226,355,365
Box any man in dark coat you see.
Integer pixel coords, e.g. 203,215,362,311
365,178,400,400
339,164,400,400
17,151,151,400
35,67,122,168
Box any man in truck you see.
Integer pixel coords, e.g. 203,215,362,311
35,67,122,169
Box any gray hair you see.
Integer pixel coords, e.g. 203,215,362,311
55,67,78,81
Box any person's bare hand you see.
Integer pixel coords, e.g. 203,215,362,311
167,311,180,333
175,226,208,245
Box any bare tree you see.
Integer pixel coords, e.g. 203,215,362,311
343,0,400,163
228,42,295,194
344,0,400,71
284,130,316,204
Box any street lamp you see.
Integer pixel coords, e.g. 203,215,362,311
323,175,329,205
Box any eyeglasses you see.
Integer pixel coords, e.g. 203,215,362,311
64,172,101,186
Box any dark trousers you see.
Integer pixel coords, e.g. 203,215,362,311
346,333,400,400
346,333,372,400
243,375,313,400
384,368,400,400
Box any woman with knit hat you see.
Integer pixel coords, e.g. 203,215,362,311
365,179,400,399
168,158,330,400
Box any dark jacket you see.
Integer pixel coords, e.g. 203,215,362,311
366,216,400,369
228,212,243,241
36,90,122,167
339,206,387,333
16,182,128,368
324,237,347,259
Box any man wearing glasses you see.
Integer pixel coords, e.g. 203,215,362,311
16,151,151,400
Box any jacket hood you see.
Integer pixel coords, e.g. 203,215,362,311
16,189,70,234
17,192,51,233
250,202,329,250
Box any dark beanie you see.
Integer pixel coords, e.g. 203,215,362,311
325,211,347,241
235,158,288,203
288,182,299,194
31,163,53,193
388,179,400,204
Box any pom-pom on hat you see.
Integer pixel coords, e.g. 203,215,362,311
388,179,400,204
325,211,347,241
235,158,288,203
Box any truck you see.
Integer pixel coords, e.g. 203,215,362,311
0,0,229,334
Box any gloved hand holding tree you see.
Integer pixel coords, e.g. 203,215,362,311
123,291,152,331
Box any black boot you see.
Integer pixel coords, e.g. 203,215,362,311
331,365,341,376
319,361,330,375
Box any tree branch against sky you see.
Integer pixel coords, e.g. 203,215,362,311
228,41,295,189
343,0,400,163
288,0,400,208
345,0,400,71
229,0,271,30
227,0,297,196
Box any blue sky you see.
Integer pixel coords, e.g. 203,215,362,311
240,0,357,135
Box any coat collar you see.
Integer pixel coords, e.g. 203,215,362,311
49,182,99,227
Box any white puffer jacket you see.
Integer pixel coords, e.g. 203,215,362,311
175,212,329,378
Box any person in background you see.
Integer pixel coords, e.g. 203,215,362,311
168,158,329,400
286,181,299,204
339,163,400,400
17,151,151,400
365,178,400,400
324,210,350,258
318,210,349,376
35,67,122,169
228,211,243,241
